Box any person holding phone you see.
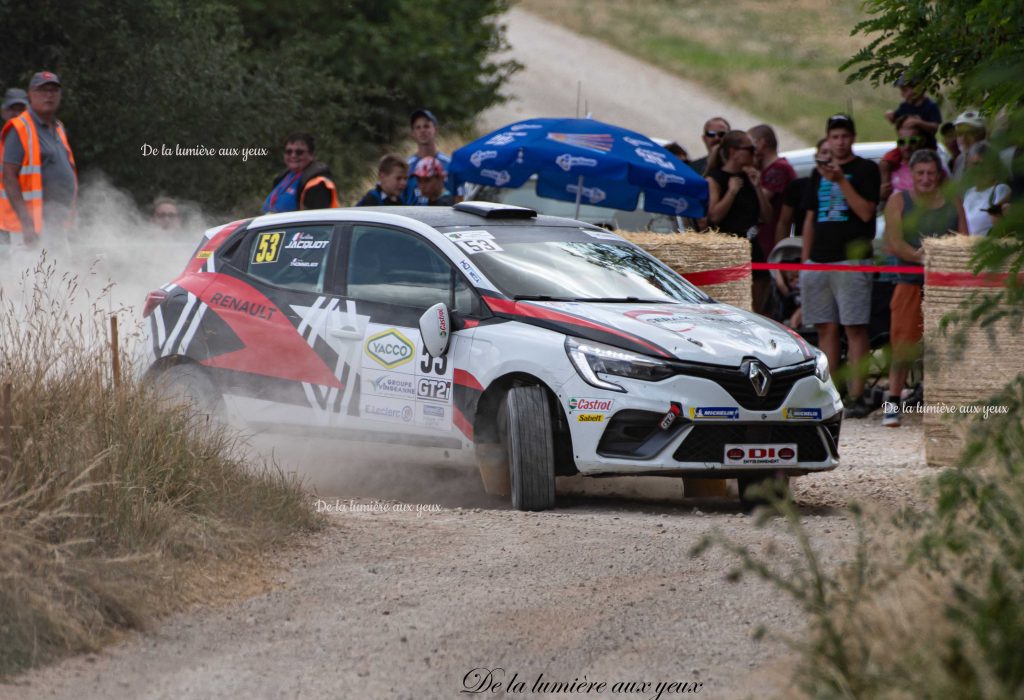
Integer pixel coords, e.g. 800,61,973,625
962,141,1011,236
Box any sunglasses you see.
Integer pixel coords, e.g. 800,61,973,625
284,148,309,156
897,136,924,147
705,130,728,138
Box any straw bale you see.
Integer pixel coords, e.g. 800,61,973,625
620,230,752,310
922,236,1022,466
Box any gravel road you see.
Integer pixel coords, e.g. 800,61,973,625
4,413,934,700
479,8,807,155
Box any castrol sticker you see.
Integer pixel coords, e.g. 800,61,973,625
723,444,797,466
567,397,614,412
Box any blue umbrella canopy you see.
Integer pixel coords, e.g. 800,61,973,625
450,117,708,217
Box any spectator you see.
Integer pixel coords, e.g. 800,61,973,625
412,157,455,206
689,116,730,176
950,110,986,179
749,123,796,260
356,154,409,206
884,74,942,135
405,109,458,205
962,142,1011,236
0,88,29,247
662,141,690,162
705,130,774,315
262,132,339,213
1,71,77,248
882,149,967,427
151,197,181,231
880,116,938,201
938,121,960,172
776,138,828,243
1,88,28,122
799,114,881,418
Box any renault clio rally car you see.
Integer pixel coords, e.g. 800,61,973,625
143,202,842,511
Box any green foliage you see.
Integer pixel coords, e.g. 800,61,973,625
843,0,1024,112
0,0,517,216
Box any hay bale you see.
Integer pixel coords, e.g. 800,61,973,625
621,230,752,310
922,236,1022,466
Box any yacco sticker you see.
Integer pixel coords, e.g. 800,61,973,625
689,406,740,420
576,413,605,423
365,328,415,369
251,231,284,264
783,407,822,420
568,397,614,412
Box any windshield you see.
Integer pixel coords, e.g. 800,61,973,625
441,226,709,303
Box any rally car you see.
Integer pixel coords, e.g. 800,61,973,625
143,202,842,510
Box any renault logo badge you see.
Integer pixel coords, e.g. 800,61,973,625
747,360,771,397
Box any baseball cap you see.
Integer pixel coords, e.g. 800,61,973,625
413,156,446,179
894,72,919,88
2,88,28,110
826,113,856,134
953,110,986,129
29,71,61,89
410,108,438,127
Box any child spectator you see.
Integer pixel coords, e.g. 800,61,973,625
356,155,408,206
884,74,942,135
412,156,455,206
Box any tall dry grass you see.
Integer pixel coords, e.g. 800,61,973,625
0,257,320,675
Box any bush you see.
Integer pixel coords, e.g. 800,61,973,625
0,258,320,675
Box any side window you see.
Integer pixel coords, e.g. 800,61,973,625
245,225,332,292
347,226,472,312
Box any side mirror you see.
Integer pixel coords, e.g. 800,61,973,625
419,303,451,358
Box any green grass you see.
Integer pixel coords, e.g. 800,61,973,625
517,0,900,143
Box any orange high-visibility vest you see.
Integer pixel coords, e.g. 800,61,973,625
0,111,78,232
299,176,339,209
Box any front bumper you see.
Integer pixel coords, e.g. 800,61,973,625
554,364,843,476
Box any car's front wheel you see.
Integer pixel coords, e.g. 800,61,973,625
500,385,556,512
152,362,222,416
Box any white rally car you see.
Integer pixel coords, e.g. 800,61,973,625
143,202,842,510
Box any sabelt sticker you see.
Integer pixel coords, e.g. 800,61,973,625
576,413,605,423
689,406,740,420
251,231,284,264
196,250,213,259
365,328,415,369
568,397,614,412
783,407,822,420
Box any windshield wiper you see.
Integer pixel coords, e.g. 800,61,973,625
513,294,576,302
572,296,674,303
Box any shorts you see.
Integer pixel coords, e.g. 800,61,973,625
889,283,923,364
800,259,873,326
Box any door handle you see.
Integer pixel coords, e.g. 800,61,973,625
329,326,363,340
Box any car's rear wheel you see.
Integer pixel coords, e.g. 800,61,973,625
153,362,222,416
499,385,556,512
738,474,790,509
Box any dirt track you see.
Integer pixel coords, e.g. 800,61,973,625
4,416,932,700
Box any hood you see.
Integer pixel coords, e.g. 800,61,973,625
490,298,813,368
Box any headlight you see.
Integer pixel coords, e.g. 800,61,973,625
565,337,675,392
814,351,830,382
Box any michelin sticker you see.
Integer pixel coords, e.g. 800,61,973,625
783,407,822,420
689,407,740,420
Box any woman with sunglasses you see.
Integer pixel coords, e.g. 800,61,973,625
879,116,939,202
262,132,340,213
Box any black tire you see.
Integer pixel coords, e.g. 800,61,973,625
500,385,556,511
153,363,222,416
738,474,791,509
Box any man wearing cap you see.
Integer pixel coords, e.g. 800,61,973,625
950,110,987,179
799,114,881,418
404,109,457,205
0,88,30,247
2,71,77,248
